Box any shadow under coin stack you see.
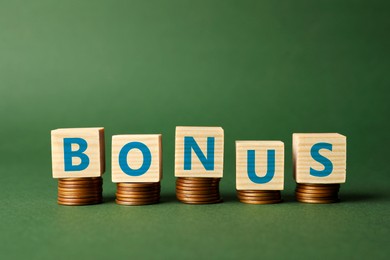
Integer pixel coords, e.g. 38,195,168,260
58,177,103,206
176,177,222,204
237,190,282,204
116,182,161,206
295,183,340,204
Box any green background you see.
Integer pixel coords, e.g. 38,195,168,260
0,0,389,259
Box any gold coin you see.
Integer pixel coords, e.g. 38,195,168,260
58,200,102,206
177,200,221,204
177,180,217,184
116,197,160,203
57,200,102,206
237,194,281,200
58,195,102,200
295,195,338,201
237,189,280,193
117,190,160,195
237,193,280,197
175,186,218,191
176,186,219,190
59,177,102,182
237,194,280,198
116,193,160,199
177,187,218,191
177,177,219,181
296,198,339,204
60,177,101,180
116,190,160,195
178,177,221,181
117,182,160,187
238,199,282,204
59,178,102,183
117,189,160,194
117,188,160,192
58,187,102,193
176,191,219,196
176,190,219,194
175,190,217,195
59,195,101,200
237,191,280,195
179,177,220,180
237,193,279,197
58,190,102,194
178,199,223,204
58,186,102,191
58,191,102,197
58,182,102,186
116,198,160,203
115,199,159,206
298,183,339,187
117,184,160,188
116,195,160,201
295,188,338,194
296,187,339,192
176,196,221,202
59,182,102,186
297,184,340,189
176,189,219,194
295,190,337,196
237,195,280,200
59,196,100,200
58,183,102,187
176,182,219,187
117,196,159,201
295,191,337,198
117,185,160,190
177,193,219,197
237,190,280,195
58,195,102,201
58,190,103,195
176,194,220,199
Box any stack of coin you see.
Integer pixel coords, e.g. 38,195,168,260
295,183,340,203
176,177,222,204
58,177,103,206
116,182,161,206
236,190,282,204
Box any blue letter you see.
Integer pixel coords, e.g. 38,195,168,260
119,142,151,176
63,138,90,171
184,137,215,170
247,150,275,184
310,142,333,177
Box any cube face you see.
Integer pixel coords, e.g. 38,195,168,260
236,141,284,190
112,134,162,183
293,133,347,184
175,126,224,178
51,127,105,178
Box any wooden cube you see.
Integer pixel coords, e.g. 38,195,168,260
112,134,162,183
175,126,224,178
293,133,347,184
236,141,284,190
51,127,105,178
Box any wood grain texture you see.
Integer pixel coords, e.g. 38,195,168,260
51,127,105,178
175,126,224,177
293,133,347,184
236,141,284,190
112,134,162,183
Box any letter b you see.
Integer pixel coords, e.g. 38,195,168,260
63,137,90,171
51,127,105,178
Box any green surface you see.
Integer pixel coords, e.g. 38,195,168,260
0,0,389,259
